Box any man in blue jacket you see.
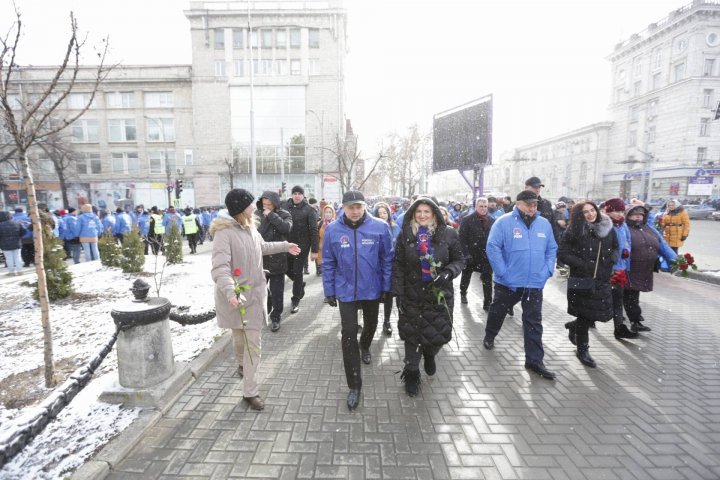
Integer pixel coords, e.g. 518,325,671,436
322,190,394,410
112,207,132,243
483,190,559,380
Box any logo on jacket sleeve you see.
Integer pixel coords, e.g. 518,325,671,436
340,235,350,248
513,228,522,239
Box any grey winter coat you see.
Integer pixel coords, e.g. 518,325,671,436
210,210,289,330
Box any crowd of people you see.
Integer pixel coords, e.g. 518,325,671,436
0,177,692,412
209,176,687,412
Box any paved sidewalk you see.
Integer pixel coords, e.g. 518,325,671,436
106,271,720,479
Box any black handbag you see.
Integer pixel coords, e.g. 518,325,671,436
567,241,601,291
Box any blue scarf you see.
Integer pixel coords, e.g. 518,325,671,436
416,226,433,282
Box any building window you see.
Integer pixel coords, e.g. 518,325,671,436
76,153,102,175
630,105,639,122
647,99,658,118
250,31,258,48
36,156,54,175
309,28,319,48
653,48,662,70
146,118,175,142
71,119,98,143
144,92,174,108
261,29,272,48
258,60,272,76
614,87,623,103
111,152,139,175
106,92,134,108
233,59,244,77
289,28,301,48
633,57,642,77
275,59,287,75
652,73,661,90
233,29,243,48
290,59,301,75
705,58,716,76
108,119,137,142
276,29,286,48
647,126,656,143
673,62,686,82
215,60,226,77
214,29,224,49
184,149,193,166
309,58,320,75
704,89,714,108
627,130,637,147
698,147,707,163
148,151,176,174
633,81,641,97
68,93,94,109
700,118,710,136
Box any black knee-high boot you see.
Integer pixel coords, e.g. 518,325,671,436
575,318,596,368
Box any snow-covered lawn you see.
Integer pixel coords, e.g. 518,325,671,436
0,251,222,479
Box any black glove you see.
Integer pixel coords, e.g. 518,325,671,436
433,269,453,288
396,296,405,315
380,291,393,302
324,296,337,307
681,235,688,242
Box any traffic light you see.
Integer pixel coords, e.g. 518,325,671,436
281,181,287,194
175,179,183,199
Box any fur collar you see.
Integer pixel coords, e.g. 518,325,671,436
591,213,613,238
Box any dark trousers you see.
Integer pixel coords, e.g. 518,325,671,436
382,295,393,322
566,317,592,346
142,236,149,255
287,247,310,302
266,274,285,322
339,299,380,389
623,288,643,323
611,285,626,327
671,246,679,253
21,242,34,266
114,233,124,244
484,283,545,364
459,265,493,306
403,341,440,372
187,233,198,252
148,234,163,255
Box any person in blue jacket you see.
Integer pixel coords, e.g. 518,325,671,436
60,208,82,264
112,207,132,243
100,210,115,237
322,190,394,411
483,190,559,380
373,201,401,336
137,208,151,254
75,204,103,261
162,207,183,234
13,207,34,267
200,208,212,244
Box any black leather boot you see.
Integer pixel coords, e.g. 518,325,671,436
576,344,596,368
382,319,392,336
400,368,421,397
564,321,577,346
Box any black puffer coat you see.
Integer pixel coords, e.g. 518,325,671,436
458,211,494,274
284,198,319,252
557,210,618,322
392,198,465,347
0,211,25,251
256,191,293,275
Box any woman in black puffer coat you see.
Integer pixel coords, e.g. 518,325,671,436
557,201,618,368
392,197,465,396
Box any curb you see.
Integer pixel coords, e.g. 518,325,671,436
686,269,720,285
70,332,231,480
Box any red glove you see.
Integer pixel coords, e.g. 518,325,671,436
621,249,630,259
610,270,627,287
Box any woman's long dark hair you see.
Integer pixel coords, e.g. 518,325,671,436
375,204,395,228
567,200,600,237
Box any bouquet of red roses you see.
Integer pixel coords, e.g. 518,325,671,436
609,269,627,287
671,253,698,278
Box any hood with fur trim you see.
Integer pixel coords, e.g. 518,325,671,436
590,213,613,238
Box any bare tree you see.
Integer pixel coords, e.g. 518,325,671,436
0,7,109,387
324,133,384,194
34,130,77,208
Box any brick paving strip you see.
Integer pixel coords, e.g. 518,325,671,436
76,272,720,480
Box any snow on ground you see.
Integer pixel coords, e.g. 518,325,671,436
0,250,222,479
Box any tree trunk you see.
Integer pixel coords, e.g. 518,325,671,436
58,170,69,208
20,150,55,387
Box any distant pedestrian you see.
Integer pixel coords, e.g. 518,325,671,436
0,211,26,275
284,186,319,314
182,207,202,254
557,201,617,368
211,188,300,411
373,201,401,336
13,208,33,267
75,204,103,262
458,197,495,311
322,190,393,410
661,199,690,253
316,203,336,278
148,207,165,255
392,197,464,397
483,190,558,380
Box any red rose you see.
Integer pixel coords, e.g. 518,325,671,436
679,263,688,271
684,253,692,261
420,244,428,253
687,257,695,265
233,267,242,276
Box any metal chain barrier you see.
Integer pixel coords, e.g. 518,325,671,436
168,305,216,326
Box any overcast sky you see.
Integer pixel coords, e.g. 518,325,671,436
2,0,687,157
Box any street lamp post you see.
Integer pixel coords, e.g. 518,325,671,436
307,109,324,198
145,116,172,208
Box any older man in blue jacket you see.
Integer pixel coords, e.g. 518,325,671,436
322,190,394,410
483,190,559,380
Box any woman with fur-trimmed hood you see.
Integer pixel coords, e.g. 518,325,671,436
392,197,465,396
557,200,618,368
210,188,300,411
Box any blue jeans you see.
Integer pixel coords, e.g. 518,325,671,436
82,241,100,262
2,249,22,273
484,283,545,364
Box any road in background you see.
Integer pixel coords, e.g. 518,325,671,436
680,218,720,271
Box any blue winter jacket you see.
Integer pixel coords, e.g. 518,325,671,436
113,212,132,235
611,222,632,271
137,213,151,236
163,212,183,232
60,215,79,240
322,213,394,302
101,214,115,234
13,213,33,240
76,212,103,239
486,208,558,289
201,211,212,227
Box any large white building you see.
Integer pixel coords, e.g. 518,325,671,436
488,0,720,202
0,0,347,211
